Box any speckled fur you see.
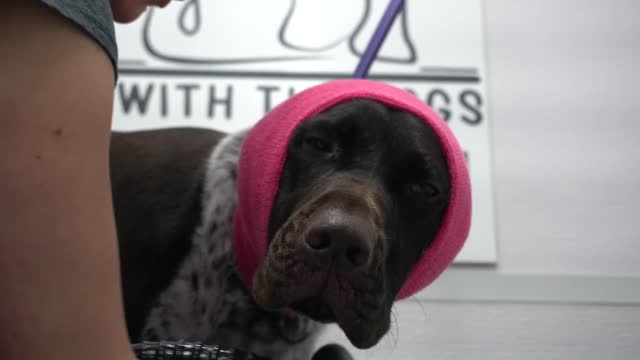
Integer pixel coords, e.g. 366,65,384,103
141,131,322,360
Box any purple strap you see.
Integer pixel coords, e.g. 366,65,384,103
352,0,406,79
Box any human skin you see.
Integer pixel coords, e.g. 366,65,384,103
0,1,173,359
111,0,172,23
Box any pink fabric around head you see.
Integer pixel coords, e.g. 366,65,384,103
233,79,472,300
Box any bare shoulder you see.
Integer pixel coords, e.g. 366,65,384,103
0,2,136,360
0,0,114,150
0,0,115,193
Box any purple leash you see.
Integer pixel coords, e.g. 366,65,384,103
353,0,406,78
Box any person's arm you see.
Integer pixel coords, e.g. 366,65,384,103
0,1,136,360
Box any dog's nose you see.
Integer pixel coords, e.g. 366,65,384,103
304,209,374,271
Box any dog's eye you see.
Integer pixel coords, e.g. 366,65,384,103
303,136,332,153
407,183,440,197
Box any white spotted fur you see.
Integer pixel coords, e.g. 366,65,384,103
141,131,322,360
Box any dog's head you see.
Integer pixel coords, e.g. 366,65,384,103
252,99,450,348
234,79,471,349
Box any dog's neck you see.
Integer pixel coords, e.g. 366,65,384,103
140,131,320,360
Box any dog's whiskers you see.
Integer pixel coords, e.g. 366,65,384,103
409,294,428,322
390,305,400,348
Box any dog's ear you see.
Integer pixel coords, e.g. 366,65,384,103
111,128,226,340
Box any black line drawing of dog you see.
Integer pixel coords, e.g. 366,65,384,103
141,0,416,65
111,99,450,359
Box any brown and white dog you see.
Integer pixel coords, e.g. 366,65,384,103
110,99,453,360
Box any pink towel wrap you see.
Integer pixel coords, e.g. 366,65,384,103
234,79,471,300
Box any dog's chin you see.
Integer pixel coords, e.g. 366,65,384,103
291,294,390,349
253,263,390,349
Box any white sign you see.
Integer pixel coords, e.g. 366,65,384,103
113,0,496,263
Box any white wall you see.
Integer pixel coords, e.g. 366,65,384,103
484,0,640,277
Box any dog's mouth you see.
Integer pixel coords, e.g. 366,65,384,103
289,276,390,349
255,265,390,349
253,201,390,349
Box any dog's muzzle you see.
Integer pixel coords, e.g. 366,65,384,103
253,176,390,348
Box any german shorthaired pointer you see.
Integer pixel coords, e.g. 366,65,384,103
110,94,463,359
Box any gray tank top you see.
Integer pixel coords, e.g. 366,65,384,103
40,0,118,80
